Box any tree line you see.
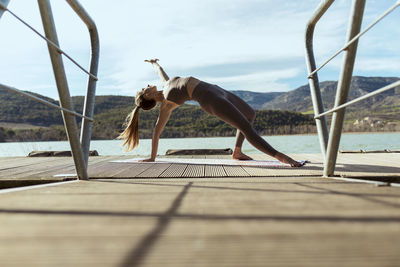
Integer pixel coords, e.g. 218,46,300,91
0,102,315,142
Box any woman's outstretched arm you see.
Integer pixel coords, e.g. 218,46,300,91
140,101,178,162
145,58,169,84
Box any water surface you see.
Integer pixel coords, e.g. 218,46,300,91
0,132,398,157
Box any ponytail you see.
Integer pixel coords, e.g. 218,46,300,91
118,106,140,151
118,88,157,151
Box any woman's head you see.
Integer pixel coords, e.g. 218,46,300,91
117,85,158,151
135,85,158,110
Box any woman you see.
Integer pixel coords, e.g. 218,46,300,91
119,59,303,167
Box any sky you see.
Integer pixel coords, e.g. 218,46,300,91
0,0,399,99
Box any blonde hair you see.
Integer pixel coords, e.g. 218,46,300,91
118,90,157,151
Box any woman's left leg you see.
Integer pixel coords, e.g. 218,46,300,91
224,90,256,160
194,82,302,166
200,94,278,156
206,98,301,166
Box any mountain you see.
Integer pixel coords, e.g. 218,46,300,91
1,76,398,141
229,76,399,124
0,89,62,126
2,76,398,124
230,90,284,110
262,76,400,113
0,89,135,127
0,89,314,141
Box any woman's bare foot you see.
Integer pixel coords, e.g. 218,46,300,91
232,151,253,160
275,152,303,167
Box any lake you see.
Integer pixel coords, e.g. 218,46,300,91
0,132,398,157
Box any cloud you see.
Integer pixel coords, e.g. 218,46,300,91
203,67,301,92
355,57,400,73
0,0,399,99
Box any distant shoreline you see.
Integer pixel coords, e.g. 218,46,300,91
1,130,399,143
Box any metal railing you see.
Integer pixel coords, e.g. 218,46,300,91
305,0,400,177
0,0,99,180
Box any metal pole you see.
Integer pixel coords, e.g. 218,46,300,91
65,0,99,166
324,0,366,177
304,0,333,160
37,0,88,180
0,0,10,19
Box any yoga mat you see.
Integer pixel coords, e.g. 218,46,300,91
111,158,307,167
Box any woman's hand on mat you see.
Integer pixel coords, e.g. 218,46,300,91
144,58,159,64
139,158,155,162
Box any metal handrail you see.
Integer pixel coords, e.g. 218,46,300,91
308,1,400,79
304,0,333,159
0,2,98,81
65,0,100,165
0,1,98,125
0,0,99,180
314,79,400,119
305,0,400,177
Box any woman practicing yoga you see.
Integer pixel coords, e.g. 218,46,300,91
119,59,303,167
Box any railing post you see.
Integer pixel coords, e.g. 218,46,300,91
37,0,88,180
0,0,10,19
324,0,366,177
305,0,334,161
65,0,100,166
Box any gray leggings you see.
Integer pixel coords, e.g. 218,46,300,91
192,81,278,157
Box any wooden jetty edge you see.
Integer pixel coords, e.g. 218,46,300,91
0,153,399,266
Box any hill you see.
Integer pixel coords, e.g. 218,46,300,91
1,76,398,141
196,76,400,123
263,76,400,113
262,76,400,132
0,89,62,126
0,90,314,141
230,90,283,109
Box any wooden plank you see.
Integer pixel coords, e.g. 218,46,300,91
0,156,114,179
159,164,188,178
0,157,58,170
88,162,132,178
42,156,116,179
114,163,156,178
0,157,72,179
23,162,76,179
182,164,204,178
0,157,66,172
137,163,172,178
223,166,250,177
204,164,226,177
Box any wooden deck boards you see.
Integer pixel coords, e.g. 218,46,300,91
0,177,399,266
0,153,399,183
0,153,399,266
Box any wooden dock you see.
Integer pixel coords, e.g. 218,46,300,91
0,153,399,266
1,153,399,183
